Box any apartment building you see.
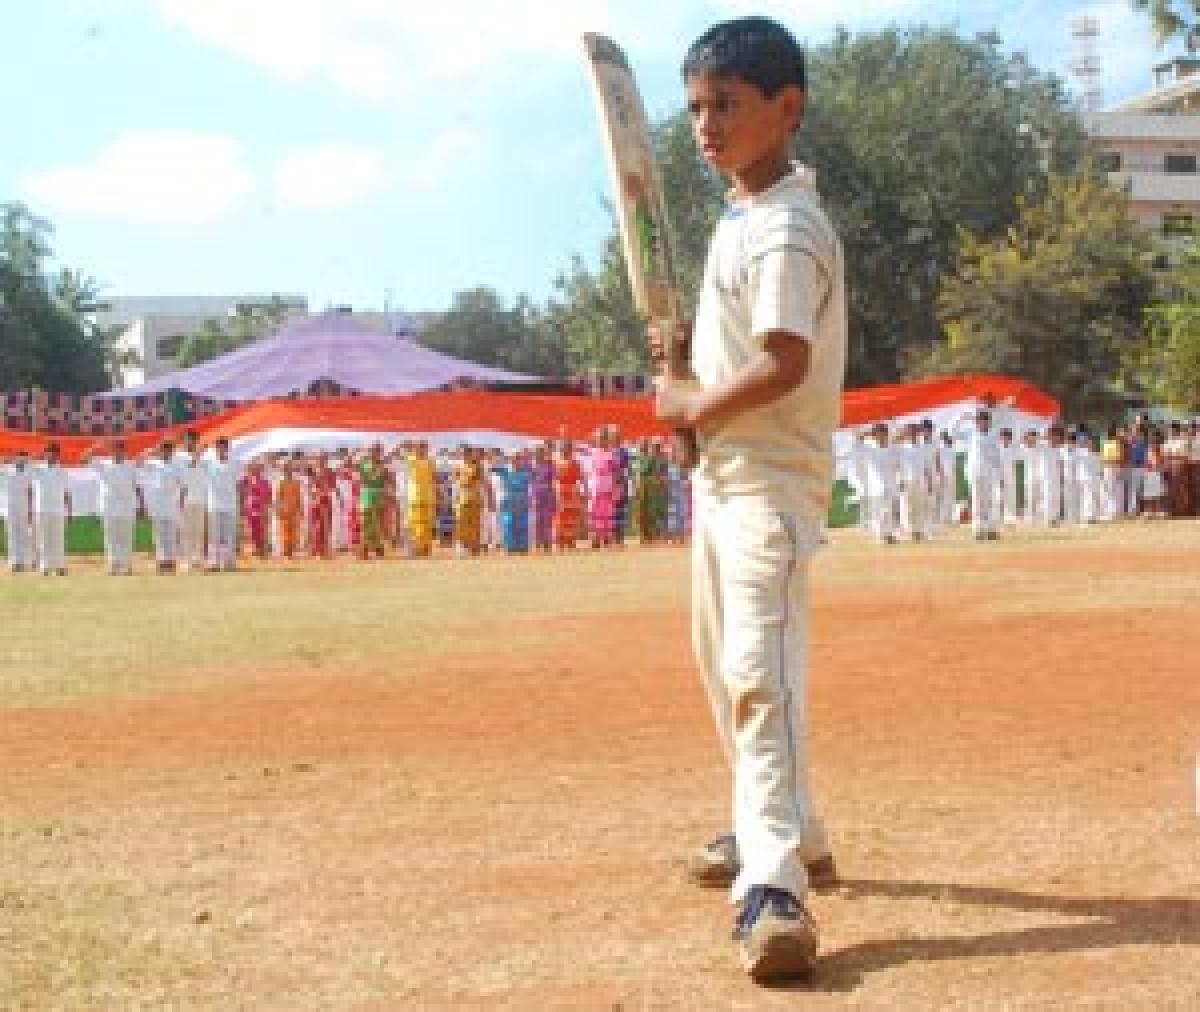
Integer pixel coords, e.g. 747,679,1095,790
1089,58,1200,245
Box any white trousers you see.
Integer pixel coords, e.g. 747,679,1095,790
181,504,206,568
102,514,135,571
1103,468,1124,520
997,466,1019,524
692,488,829,903
1062,479,1080,525
1078,478,1104,525
1024,473,1041,526
207,510,238,568
151,511,179,564
898,482,930,539
1040,472,1063,526
36,513,66,572
865,493,897,542
1127,468,1145,515
938,475,958,527
968,473,997,535
5,512,34,569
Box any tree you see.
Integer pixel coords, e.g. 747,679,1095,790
558,27,1087,385
1131,1,1200,48
917,172,1154,419
176,297,295,368
0,201,115,393
418,286,564,376
1125,248,1200,411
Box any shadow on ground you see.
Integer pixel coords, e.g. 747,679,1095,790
775,878,1200,993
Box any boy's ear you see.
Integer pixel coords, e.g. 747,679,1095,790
780,85,806,132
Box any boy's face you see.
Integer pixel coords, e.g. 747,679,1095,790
686,72,802,180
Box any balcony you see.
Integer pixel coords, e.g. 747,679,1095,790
1108,169,1200,204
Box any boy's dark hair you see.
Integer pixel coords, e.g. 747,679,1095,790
215,437,229,448
682,17,805,96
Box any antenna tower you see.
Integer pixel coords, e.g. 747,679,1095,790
1069,15,1104,114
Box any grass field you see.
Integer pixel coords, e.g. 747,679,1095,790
2,523,1198,1009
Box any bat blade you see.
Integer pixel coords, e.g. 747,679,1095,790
580,32,681,335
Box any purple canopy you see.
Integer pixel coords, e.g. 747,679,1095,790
113,312,534,399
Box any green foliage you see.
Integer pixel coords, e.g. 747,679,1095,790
176,297,295,367
0,203,117,393
1127,248,1200,411
419,286,566,377
919,173,1154,418
1131,0,1200,46
551,26,1086,383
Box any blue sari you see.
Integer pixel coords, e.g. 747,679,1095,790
499,466,531,552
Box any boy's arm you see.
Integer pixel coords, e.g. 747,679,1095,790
656,332,810,430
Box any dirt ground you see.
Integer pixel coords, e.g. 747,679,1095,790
2,526,1199,1010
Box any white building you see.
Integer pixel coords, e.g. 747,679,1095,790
95,294,308,387
1089,58,1200,245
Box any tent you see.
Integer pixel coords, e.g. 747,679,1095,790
111,311,534,400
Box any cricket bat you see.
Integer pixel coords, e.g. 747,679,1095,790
580,32,698,468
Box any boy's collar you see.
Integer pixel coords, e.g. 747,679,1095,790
727,162,816,206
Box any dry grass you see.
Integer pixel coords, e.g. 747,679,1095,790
1,522,1198,1009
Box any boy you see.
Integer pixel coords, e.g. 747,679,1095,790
1040,425,1067,525
653,17,844,981
178,444,209,572
862,424,899,543
1,451,35,572
204,437,241,571
951,409,1002,540
84,440,140,575
32,443,72,576
138,440,183,573
996,428,1019,525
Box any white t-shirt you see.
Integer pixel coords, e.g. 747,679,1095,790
176,455,209,508
31,465,70,516
1,465,34,518
952,416,1002,481
690,163,847,521
138,459,183,517
90,459,139,517
863,444,899,498
204,458,242,513
1074,447,1102,482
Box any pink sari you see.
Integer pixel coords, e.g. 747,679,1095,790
588,448,619,538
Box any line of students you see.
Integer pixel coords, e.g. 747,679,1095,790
0,426,693,574
842,408,1200,545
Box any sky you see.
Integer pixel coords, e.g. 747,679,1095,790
1,0,1171,314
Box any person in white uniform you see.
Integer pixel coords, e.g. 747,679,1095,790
178,446,209,572
203,437,242,571
935,432,958,528
895,423,931,542
1038,425,1066,526
995,428,1020,525
1019,430,1042,525
31,443,71,575
138,440,183,573
654,16,844,981
862,423,900,543
0,450,35,572
951,409,1003,540
1074,431,1104,525
84,440,140,575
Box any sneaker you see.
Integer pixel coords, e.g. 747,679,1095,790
733,886,819,983
685,834,839,891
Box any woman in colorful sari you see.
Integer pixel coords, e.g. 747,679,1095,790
552,439,584,550
498,449,532,554
586,428,619,549
529,444,556,553
453,446,484,557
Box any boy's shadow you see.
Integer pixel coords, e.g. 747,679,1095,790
783,878,1200,993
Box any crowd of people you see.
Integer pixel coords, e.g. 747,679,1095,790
841,403,1200,544
0,425,692,575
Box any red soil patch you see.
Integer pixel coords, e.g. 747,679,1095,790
2,542,1198,1008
